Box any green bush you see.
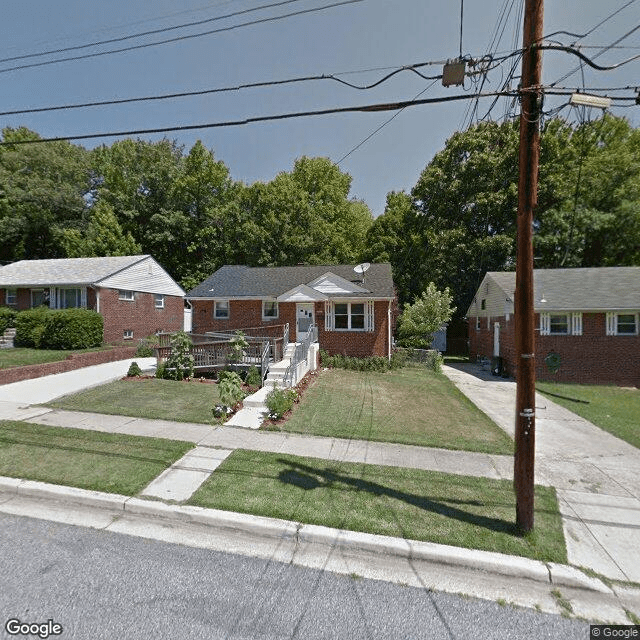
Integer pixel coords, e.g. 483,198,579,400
160,331,194,380
127,361,143,377
39,309,103,349
218,371,245,409
14,307,50,348
0,307,17,334
135,336,156,357
319,351,404,373
245,365,262,388
265,386,298,420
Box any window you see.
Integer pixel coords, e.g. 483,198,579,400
154,294,165,309
119,290,135,301
607,312,638,336
6,288,17,306
262,300,278,319
475,317,481,331
334,302,366,331
30,289,49,308
214,300,229,319
481,299,486,310
123,330,134,340
56,288,84,309
549,314,569,335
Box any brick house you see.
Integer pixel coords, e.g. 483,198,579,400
188,264,396,359
467,267,640,386
0,255,185,344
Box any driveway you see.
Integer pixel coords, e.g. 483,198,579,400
443,362,640,582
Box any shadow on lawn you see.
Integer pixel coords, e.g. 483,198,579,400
277,459,523,537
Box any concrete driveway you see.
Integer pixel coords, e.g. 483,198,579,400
443,362,640,582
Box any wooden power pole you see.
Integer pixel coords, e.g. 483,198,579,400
514,0,544,532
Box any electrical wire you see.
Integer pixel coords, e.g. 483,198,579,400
0,90,519,147
0,0,365,75
0,0,310,64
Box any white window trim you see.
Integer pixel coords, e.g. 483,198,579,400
214,300,230,319
154,294,165,309
123,330,134,340
262,300,279,320
6,288,17,306
606,312,639,336
119,290,135,301
540,312,582,336
326,300,373,332
51,287,87,310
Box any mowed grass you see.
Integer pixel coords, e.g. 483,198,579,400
48,378,222,425
537,381,640,449
0,346,109,369
0,420,193,494
275,367,513,454
188,449,566,562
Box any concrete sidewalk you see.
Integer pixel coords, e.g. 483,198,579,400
442,363,640,583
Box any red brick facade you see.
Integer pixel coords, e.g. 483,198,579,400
192,299,392,358
469,313,640,387
1,286,184,345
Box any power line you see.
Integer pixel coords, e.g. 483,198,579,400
0,0,365,75
0,0,310,65
0,90,519,147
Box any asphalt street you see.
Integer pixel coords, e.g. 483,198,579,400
0,514,590,640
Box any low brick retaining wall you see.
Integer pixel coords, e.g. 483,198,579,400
0,347,137,385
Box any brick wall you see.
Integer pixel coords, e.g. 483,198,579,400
469,312,640,386
192,299,392,358
99,288,184,344
0,346,137,385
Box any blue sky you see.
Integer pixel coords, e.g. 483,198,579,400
1,0,638,216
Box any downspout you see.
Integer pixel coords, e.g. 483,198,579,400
94,287,100,313
388,301,392,362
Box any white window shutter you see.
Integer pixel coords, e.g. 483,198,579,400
606,312,615,336
325,301,333,331
366,300,375,332
572,313,582,336
540,313,550,335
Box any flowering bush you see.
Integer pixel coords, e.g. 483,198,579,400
265,386,298,420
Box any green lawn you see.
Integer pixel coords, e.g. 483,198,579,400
0,420,193,495
188,449,566,562
0,346,110,369
537,381,640,449
272,366,513,454
48,378,223,425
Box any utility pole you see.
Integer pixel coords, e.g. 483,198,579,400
514,0,544,532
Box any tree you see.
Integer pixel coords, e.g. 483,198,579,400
397,283,456,349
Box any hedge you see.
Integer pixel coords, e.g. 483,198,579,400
14,308,104,349
0,307,17,334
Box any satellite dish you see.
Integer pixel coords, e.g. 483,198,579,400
353,262,371,275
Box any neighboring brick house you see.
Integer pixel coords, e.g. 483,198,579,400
0,255,185,344
467,267,640,386
188,264,396,359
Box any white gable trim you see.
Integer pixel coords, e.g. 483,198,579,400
277,284,328,303
97,256,185,297
307,271,368,295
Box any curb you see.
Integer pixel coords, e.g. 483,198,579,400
0,475,612,595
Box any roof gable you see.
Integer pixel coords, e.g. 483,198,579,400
277,284,328,302
307,272,368,295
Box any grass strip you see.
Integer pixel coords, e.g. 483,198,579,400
0,420,193,495
537,381,640,449
0,346,109,369
273,367,513,455
48,378,222,425
188,449,566,563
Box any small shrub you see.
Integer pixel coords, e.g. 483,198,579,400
0,307,17,334
424,350,444,373
161,331,194,380
127,361,143,377
245,365,262,388
135,336,156,357
319,352,405,373
218,371,245,409
227,330,249,363
265,386,298,420
39,309,103,349
155,362,167,379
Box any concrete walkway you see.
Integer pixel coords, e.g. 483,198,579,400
0,358,639,589
442,363,640,583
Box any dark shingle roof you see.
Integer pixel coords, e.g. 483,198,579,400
489,267,640,311
188,264,395,299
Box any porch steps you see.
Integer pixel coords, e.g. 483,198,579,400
264,342,297,388
0,328,16,349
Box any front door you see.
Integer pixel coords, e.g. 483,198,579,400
296,303,314,341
